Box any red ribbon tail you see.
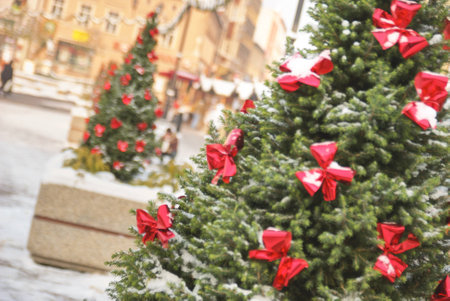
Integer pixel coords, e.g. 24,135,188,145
322,177,337,201
211,168,223,185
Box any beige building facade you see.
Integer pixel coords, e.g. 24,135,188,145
1,0,279,130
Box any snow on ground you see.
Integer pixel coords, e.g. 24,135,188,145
0,99,112,301
0,96,207,301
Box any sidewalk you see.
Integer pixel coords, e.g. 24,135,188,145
12,71,93,106
0,92,74,113
1,90,207,167
154,119,206,166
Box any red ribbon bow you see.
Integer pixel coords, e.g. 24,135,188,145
136,205,175,248
414,72,448,111
240,99,255,113
249,229,308,290
444,17,450,50
431,275,450,301
206,129,244,184
296,142,354,201
277,50,333,92
372,0,428,59
402,71,448,130
94,124,106,137
373,223,420,283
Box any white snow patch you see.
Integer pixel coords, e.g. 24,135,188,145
251,296,272,301
222,283,252,296
301,170,323,187
415,102,437,129
42,153,170,203
146,270,183,294
377,255,395,276
70,106,89,118
429,34,443,45
329,161,350,171
430,186,448,200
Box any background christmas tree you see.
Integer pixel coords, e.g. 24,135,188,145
82,12,162,182
107,0,449,299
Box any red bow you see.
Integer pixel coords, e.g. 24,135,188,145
373,223,420,283
122,93,133,105
136,205,175,248
120,73,132,86
444,17,450,50
144,89,152,100
249,229,308,290
414,72,448,112
296,142,354,201
402,72,448,130
277,50,333,92
110,117,122,129
402,102,437,130
206,129,244,184
124,53,134,64
372,0,428,58
104,81,111,91
134,64,145,75
240,99,255,113
117,140,129,152
108,63,117,76
94,124,106,137
431,275,450,301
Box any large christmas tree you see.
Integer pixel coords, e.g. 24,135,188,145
107,0,449,299
83,12,162,182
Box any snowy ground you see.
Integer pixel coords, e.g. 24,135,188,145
0,96,205,300
0,99,113,301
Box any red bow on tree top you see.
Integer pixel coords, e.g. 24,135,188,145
431,275,450,301
277,50,333,92
296,142,354,201
372,0,428,59
206,129,244,185
136,205,175,248
373,223,420,283
402,71,448,130
249,229,308,290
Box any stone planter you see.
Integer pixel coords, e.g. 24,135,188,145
27,156,164,273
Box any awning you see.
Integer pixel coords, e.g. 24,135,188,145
212,78,235,97
236,81,254,100
159,70,199,82
200,74,213,92
254,82,271,99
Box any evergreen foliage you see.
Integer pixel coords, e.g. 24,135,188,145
83,13,161,182
107,0,449,299
63,146,110,173
134,160,192,192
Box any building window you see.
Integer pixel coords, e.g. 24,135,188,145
51,0,64,19
77,5,91,27
56,41,93,73
226,22,235,39
105,12,119,33
162,30,174,47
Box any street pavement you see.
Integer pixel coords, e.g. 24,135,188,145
0,93,205,300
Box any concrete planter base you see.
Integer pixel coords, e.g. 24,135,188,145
27,157,163,273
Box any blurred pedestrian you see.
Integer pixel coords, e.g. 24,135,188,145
160,128,178,161
1,61,13,96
